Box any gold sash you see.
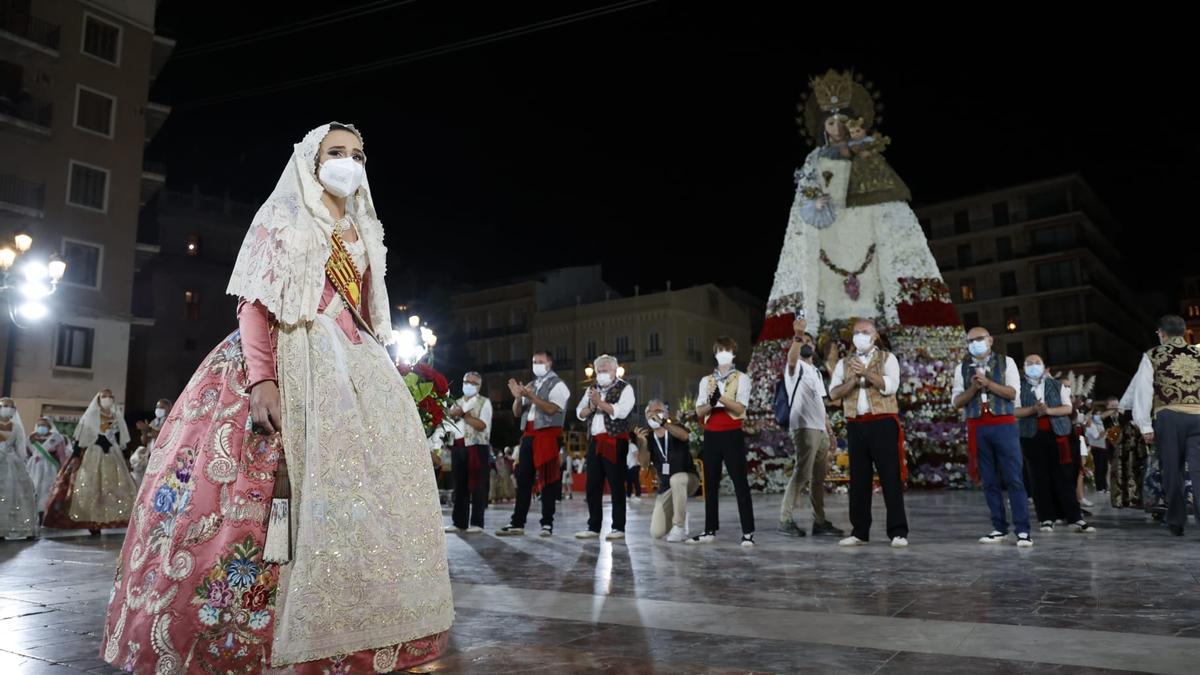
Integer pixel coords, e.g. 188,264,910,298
324,231,378,342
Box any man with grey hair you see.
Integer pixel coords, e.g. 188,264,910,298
634,399,698,542
1132,315,1200,537
575,354,636,541
445,372,493,534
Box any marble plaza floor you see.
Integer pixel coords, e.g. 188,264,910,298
2,490,1199,674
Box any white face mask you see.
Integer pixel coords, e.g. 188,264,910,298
532,363,548,378
852,333,874,353
318,157,365,199
35,425,50,435
155,407,167,419
462,383,479,397
100,397,115,409
647,418,662,429
0,407,13,420
715,351,735,366
968,338,990,358
1024,363,1044,380
596,372,614,387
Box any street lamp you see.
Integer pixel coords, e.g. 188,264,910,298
392,323,438,366
2,233,67,394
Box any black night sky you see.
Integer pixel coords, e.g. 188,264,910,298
148,2,1195,311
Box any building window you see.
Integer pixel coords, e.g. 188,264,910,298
185,290,201,320
1035,260,1077,292
66,160,109,211
186,234,201,256
81,12,121,65
1006,341,1025,363
962,311,980,329
60,238,102,288
648,331,661,354
992,202,1010,227
1031,224,1077,253
1039,295,1083,328
586,340,597,360
954,210,970,234
708,289,720,312
1027,190,1069,220
1187,304,1200,319
55,325,94,369
687,336,697,353
996,236,1013,262
956,244,973,268
74,85,115,137
1004,306,1020,333
1044,331,1087,364
616,336,630,354
1000,271,1018,297
959,277,976,302
555,345,567,362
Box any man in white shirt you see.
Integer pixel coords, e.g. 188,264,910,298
575,354,636,541
445,372,494,534
829,319,908,548
625,440,642,500
1130,315,1200,536
778,317,844,537
951,326,1032,547
497,352,571,537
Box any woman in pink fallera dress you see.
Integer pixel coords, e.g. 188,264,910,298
101,123,454,674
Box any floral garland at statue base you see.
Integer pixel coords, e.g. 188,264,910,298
742,284,972,492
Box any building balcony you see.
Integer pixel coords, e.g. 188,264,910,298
0,96,52,137
644,348,663,358
150,34,176,82
0,172,45,217
145,102,171,142
141,161,167,205
0,9,61,54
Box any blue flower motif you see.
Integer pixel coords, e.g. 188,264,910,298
225,559,260,588
198,605,219,626
153,485,176,514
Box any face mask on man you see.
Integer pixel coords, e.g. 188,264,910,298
462,383,479,397
1024,363,1045,379
968,338,989,358
852,333,874,353
596,372,614,387
532,363,548,378
715,351,735,366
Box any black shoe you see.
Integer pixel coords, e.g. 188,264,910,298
812,521,846,537
1169,525,1184,537
1080,508,1094,518
777,521,806,537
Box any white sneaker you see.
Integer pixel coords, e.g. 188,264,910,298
740,533,755,547
1072,520,1097,533
574,530,600,539
465,526,484,534
890,537,908,548
979,531,1007,544
539,525,553,537
444,525,463,533
606,530,626,541
838,536,867,547
686,531,716,544
1080,498,1095,508
665,526,686,543
1039,521,1055,532
1016,533,1034,548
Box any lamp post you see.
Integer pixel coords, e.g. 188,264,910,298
1,232,67,394
391,315,437,366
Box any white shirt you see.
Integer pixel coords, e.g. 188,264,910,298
1131,354,1155,434
1023,378,1069,405
1084,416,1108,448
831,350,900,416
576,381,636,435
626,441,640,469
454,395,493,443
784,360,827,431
524,376,571,423
950,355,1021,406
696,369,752,413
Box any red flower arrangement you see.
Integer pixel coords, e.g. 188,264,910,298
398,360,453,438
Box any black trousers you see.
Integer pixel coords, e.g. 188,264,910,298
586,441,627,532
847,417,908,541
1155,409,1200,529
1021,431,1081,524
702,429,755,534
626,466,642,497
511,435,560,528
1092,446,1110,491
451,443,491,529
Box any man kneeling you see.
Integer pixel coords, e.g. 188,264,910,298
634,400,700,542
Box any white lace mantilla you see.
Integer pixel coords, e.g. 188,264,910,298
226,123,392,343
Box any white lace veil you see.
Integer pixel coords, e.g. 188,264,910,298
75,391,131,450
225,122,393,342
1,401,26,457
